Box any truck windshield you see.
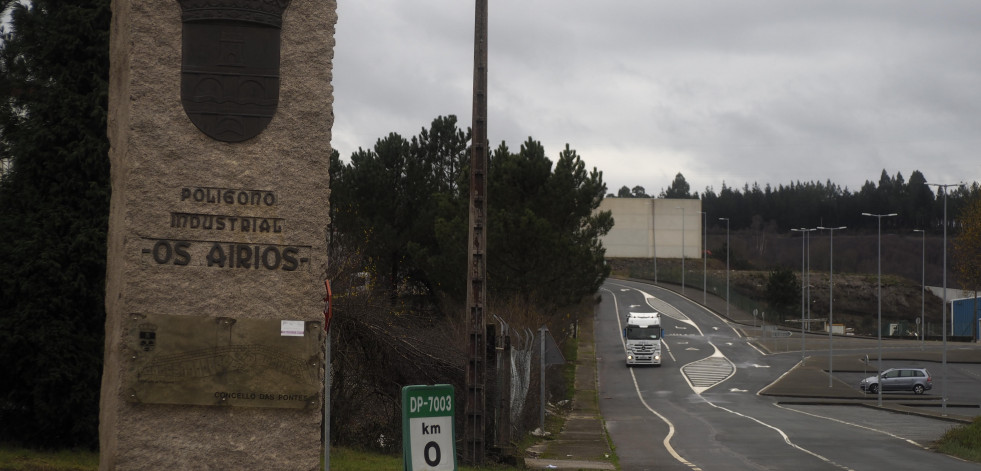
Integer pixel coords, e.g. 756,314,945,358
626,326,661,340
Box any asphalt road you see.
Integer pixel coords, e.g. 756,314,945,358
597,279,981,471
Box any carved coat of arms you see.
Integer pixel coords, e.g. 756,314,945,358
138,323,157,352
177,0,291,142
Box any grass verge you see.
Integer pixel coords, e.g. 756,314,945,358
0,445,523,471
0,444,98,471
935,416,981,463
327,447,521,470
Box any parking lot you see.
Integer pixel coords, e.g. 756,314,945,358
828,359,980,404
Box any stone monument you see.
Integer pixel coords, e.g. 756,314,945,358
100,1,336,469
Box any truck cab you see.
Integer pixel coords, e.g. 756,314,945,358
624,311,663,366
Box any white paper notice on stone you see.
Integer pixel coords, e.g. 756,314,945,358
281,320,305,337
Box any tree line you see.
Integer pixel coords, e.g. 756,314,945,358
617,170,980,233
325,116,612,450
329,114,613,312
0,0,111,449
619,171,981,317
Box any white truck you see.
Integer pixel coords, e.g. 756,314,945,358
623,311,663,366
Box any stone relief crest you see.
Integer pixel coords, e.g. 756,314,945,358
177,0,291,142
138,322,157,352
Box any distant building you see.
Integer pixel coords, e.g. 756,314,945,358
597,198,702,259
951,296,980,340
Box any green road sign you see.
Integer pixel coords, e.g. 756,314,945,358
402,384,456,471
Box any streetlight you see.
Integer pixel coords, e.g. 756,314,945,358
700,211,707,304
806,230,812,333
926,181,963,415
653,203,658,285
719,217,730,318
913,229,925,347
818,226,846,388
791,227,815,363
862,212,897,407
677,206,685,295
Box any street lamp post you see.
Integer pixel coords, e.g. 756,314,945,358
913,229,925,347
701,211,707,304
677,207,685,295
791,228,815,363
818,226,846,388
926,182,963,416
862,212,897,407
806,230,812,333
719,218,730,318
653,201,658,285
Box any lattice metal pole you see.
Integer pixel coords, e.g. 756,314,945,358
464,0,488,464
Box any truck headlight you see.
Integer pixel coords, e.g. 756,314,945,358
627,355,634,360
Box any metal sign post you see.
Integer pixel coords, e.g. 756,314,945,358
538,327,565,432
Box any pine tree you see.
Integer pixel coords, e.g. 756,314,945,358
954,194,981,295
0,0,111,448
487,139,612,307
662,172,692,198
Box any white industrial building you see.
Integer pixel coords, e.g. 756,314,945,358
597,198,702,259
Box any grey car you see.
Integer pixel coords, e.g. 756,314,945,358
859,367,933,395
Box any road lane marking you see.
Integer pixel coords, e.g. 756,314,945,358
609,280,748,339
628,368,701,470
757,361,804,396
661,337,677,363
606,282,849,469
775,404,934,450
703,400,853,470
643,293,704,335
603,287,700,470
745,340,769,356
681,344,736,394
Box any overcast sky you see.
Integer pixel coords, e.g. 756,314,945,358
330,1,981,196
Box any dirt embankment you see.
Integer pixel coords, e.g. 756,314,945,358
728,270,941,321
732,271,943,335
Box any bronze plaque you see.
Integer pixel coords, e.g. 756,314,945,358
177,0,291,142
125,313,322,409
